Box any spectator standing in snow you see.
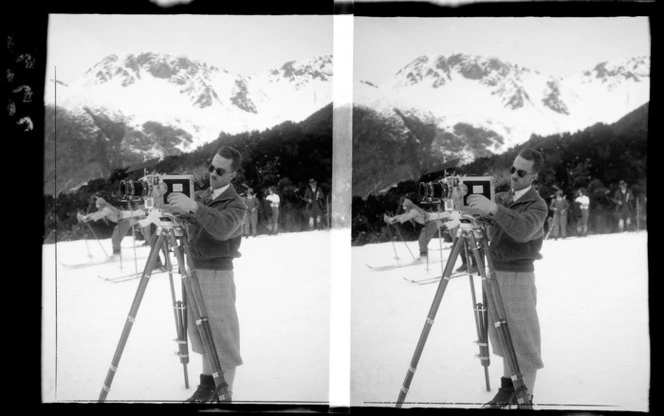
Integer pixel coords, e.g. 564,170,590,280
242,188,259,237
574,188,590,237
613,179,635,232
265,186,281,235
304,178,325,230
549,190,569,240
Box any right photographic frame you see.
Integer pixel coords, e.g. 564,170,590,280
350,14,650,412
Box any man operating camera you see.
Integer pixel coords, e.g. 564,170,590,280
166,145,247,403
466,147,547,408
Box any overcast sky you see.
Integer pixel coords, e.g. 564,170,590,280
354,17,651,83
46,14,334,84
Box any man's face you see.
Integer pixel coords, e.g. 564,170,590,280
209,154,236,190
510,155,537,192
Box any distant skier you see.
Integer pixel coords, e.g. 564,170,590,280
77,196,150,259
384,197,475,271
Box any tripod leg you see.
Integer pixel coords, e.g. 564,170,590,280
465,239,491,392
130,222,139,275
179,281,190,388
468,233,533,409
395,235,465,408
98,232,167,402
168,230,231,402
437,226,445,277
163,237,190,389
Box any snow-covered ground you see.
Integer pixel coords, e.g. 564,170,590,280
42,229,649,410
42,230,332,404
351,230,649,411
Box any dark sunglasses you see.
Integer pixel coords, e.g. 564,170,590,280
209,164,228,176
510,166,532,178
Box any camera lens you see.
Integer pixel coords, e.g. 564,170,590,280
418,182,430,200
135,180,151,197
431,182,449,200
118,179,150,199
119,180,132,198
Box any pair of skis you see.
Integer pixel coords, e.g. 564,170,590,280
59,257,117,269
366,259,471,285
403,271,470,285
60,256,171,283
97,269,170,283
365,258,438,271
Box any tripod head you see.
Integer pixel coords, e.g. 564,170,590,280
454,215,490,240
427,209,491,239
138,209,190,238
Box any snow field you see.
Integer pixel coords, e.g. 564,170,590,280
43,230,332,404
351,231,649,411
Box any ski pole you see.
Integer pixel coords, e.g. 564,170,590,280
392,223,416,261
385,212,400,261
78,216,93,258
84,221,109,257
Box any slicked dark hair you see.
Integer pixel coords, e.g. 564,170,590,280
518,147,544,173
215,146,242,171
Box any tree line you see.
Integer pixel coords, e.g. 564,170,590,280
352,103,648,245
44,104,333,243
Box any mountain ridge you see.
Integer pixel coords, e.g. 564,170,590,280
47,51,334,152
357,53,649,139
352,53,650,195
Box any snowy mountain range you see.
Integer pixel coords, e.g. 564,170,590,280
46,51,649,198
46,52,333,154
355,53,650,163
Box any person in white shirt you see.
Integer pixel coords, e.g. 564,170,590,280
265,186,281,235
574,188,590,237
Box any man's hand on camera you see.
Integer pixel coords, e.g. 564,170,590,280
168,192,199,214
467,194,498,216
384,214,393,224
77,212,87,222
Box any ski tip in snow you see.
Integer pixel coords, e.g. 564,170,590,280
60,257,117,269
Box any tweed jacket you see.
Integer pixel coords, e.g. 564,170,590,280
186,184,247,270
487,186,547,272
